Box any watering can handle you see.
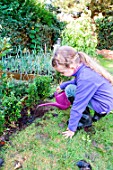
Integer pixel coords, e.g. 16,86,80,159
54,91,64,96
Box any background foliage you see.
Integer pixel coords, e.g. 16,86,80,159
96,16,113,50
52,0,113,18
61,15,97,55
0,0,64,52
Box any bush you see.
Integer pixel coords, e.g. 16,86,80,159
26,75,52,107
61,15,97,56
0,75,28,134
0,0,64,52
0,74,52,134
95,16,113,50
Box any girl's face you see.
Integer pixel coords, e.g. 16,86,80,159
54,65,75,76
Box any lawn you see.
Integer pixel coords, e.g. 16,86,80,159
0,55,113,170
1,109,113,170
97,55,113,75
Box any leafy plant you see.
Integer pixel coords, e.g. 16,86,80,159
0,36,11,58
0,0,63,52
0,25,11,70
95,16,113,50
26,75,52,107
26,81,39,107
61,15,97,56
0,75,27,134
0,75,52,134
2,92,22,122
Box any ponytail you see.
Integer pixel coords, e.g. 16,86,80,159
78,52,113,86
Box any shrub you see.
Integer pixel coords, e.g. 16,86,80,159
26,75,52,107
0,75,27,134
61,15,97,56
2,92,22,122
0,74,52,134
0,0,64,52
95,16,113,50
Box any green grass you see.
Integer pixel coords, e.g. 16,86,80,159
1,109,113,170
0,55,113,170
96,55,113,75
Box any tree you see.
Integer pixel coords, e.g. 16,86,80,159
87,0,113,18
51,0,113,18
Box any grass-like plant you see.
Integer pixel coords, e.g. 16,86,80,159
0,47,53,76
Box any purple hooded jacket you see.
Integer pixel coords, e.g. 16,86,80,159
60,64,113,132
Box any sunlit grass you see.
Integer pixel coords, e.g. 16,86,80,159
1,109,113,170
97,55,113,74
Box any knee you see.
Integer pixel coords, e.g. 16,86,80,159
65,84,76,98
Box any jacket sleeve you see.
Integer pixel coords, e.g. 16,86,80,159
60,78,76,90
68,79,98,132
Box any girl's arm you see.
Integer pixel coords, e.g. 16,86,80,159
68,79,98,132
60,78,76,90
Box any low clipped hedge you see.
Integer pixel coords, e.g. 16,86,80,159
0,75,52,134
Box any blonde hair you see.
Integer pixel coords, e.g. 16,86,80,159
52,46,113,85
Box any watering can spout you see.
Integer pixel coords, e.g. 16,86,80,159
37,102,70,110
37,91,71,110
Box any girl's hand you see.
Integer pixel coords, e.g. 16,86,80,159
62,129,75,139
56,86,62,93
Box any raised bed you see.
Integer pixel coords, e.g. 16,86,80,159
0,71,36,80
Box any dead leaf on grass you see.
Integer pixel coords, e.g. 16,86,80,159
14,155,27,169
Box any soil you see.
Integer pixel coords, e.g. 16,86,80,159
0,101,54,145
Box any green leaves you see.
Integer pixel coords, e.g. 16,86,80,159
0,73,52,134
62,15,97,56
0,0,62,52
96,16,113,50
0,36,11,58
26,75,52,107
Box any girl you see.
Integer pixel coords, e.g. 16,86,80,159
52,46,113,139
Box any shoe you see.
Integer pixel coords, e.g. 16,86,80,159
68,96,75,104
76,160,92,170
77,114,92,130
67,113,92,130
92,112,107,122
83,106,90,115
